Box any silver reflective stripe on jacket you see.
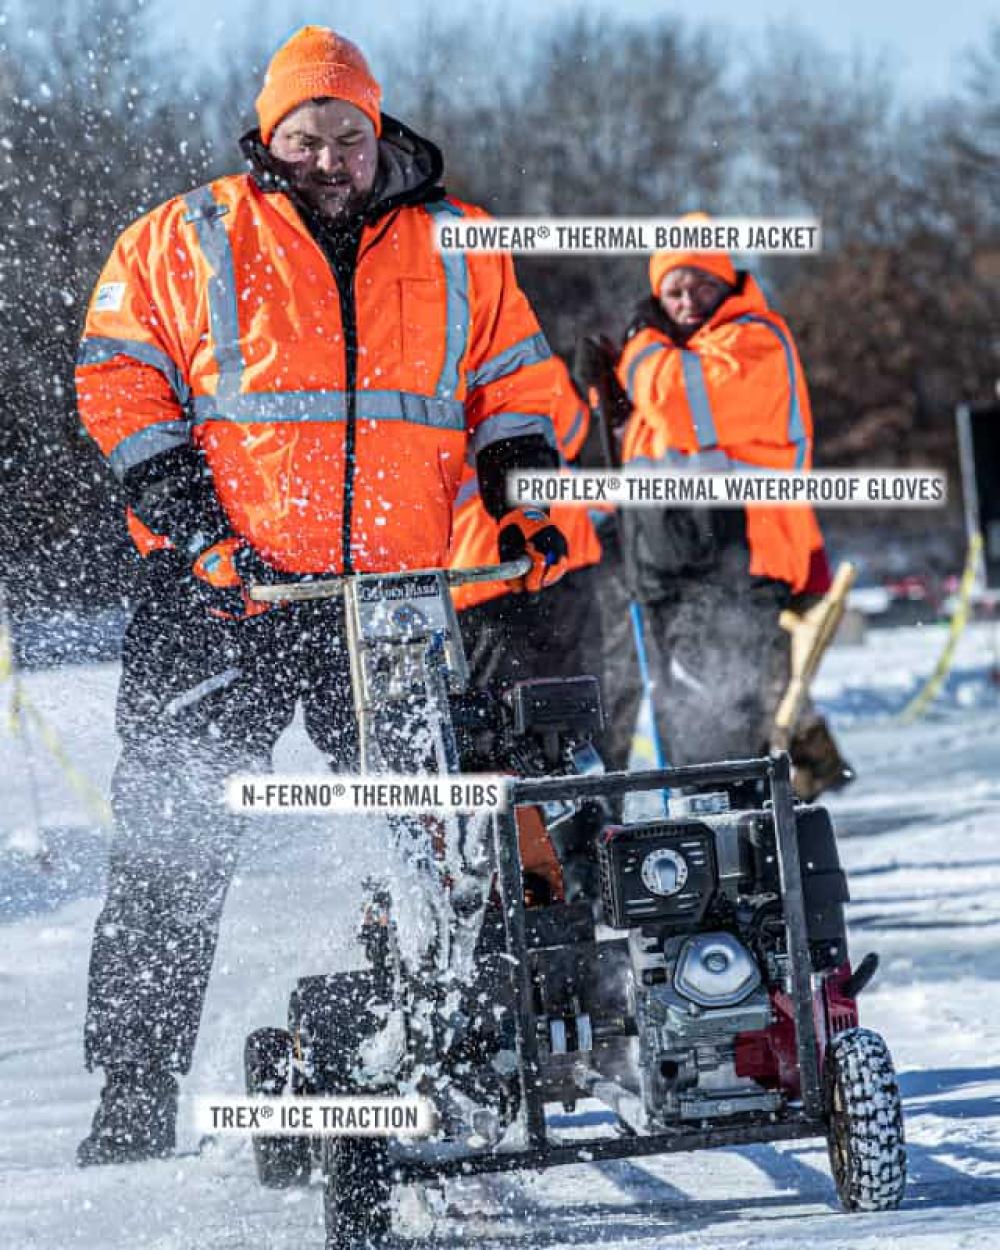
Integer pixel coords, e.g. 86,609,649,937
425,201,470,401
164,667,243,718
77,335,191,407
466,331,551,392
679,351,719,449
454,476,480,508
190,389,465,430
563,398,587,451
107,421,193,481
183,186,244,406
734,314,809,468
467,411,557,457
625,340,669,401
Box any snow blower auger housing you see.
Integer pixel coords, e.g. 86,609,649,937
242,565,905,1247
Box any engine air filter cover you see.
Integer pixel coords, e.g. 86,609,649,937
597,820,716,929
674,932,761,1008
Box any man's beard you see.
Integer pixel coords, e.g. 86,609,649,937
296,175,371,221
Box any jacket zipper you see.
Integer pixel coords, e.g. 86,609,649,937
337,270,359,575
304,218,360,576
297,208,402,574
333,215,400,574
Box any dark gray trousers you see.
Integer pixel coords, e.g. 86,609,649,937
85,564,358,1074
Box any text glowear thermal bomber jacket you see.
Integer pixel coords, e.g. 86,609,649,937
448,356,602,611
75,117,560,576
617,272,823,593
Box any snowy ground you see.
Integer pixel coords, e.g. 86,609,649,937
2,619,1000,1247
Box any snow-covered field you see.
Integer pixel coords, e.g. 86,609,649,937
2,618,1000,1248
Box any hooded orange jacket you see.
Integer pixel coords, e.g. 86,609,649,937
617,273,822,592
76,172,557,574
448,358,602,610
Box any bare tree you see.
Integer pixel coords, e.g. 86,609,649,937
739,25,910,249
0,0,214,611
516,13,734,216
913,23,1000,242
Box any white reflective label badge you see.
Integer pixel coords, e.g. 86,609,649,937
93,281,125,313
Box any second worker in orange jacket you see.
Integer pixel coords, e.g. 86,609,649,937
610,228,830,777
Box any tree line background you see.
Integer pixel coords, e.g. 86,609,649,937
2,2,999,618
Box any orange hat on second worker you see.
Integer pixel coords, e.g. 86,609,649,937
256,26,382,144
649,212,737,294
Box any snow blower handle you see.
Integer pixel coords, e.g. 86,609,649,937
446,556,532,587
246,556,532,604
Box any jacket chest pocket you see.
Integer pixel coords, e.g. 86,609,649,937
399,277,446,394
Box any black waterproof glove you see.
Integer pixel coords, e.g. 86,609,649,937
121,443,274,618
121,444,231,560
574,334,619,389
475,434,560,520
190,538,278,621
572,335,633,470
498,507,569,593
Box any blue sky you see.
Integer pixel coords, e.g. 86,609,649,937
155,0,988,100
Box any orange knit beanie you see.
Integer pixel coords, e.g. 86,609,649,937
649,212,737,294
256,26,382,144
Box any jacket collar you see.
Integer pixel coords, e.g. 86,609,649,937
239,113,446,226
629,272,773,347
697,272,771,333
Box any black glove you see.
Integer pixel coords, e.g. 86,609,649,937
574,334,620,388
475,434,560,521
190,538,277,620
573,336,632,464
121,445,231,555
498,507,569,593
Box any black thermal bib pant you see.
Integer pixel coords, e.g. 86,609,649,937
596,508,792,773
639,577,792,769
84,573,360,1075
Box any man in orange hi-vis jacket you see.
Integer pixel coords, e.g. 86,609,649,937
74,26,568,1165
613,224,841,785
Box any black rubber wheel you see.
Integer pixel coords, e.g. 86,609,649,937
824,1027,907,1211
244,1027,311,1188
323,1136,392,1249
291,974,398,1246
292,972,394,1093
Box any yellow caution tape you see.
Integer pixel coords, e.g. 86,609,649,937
20,692,112,826
0,616,12,684
897,532,982,725
4,680,112,826
0,594,111,825
6,684,17,736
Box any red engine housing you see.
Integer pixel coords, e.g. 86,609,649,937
733,961,859,1097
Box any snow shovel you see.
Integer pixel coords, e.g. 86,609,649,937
771,561,856,754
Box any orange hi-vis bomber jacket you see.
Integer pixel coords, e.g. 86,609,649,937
448,357,602,611
617,274,823,593
76,161,558,575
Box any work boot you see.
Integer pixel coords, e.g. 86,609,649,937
76,1064,178,1166
791,717,856,802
